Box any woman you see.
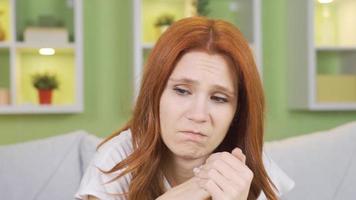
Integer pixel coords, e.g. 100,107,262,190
76,17,285,200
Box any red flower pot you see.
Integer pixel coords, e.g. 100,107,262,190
38,89,53,104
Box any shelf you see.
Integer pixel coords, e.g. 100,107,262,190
142,42,154,49
0,0,83,114
15,42,75,49
0,104,83,114
316,46,356,51
0,41,11,48
310,103,356,111
287,0,356,110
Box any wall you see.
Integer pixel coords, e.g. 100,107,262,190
0,0,355,145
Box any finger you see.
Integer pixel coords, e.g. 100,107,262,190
195,165,210,179
198,158,252,185
207,152,246,173
232,148,246,164
206,168,237,195
200,179,225,199
209,158,246,184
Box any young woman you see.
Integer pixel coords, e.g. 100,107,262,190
76,17,286,200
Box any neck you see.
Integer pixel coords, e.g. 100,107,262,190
163,152,208,186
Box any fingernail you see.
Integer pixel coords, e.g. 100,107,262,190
193,165,203,175
193,167,200,175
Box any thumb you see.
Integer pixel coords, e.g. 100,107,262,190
232,148,246,164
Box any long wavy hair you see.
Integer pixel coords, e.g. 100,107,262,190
99,16,277,200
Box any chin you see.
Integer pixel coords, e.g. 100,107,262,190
172,145,209,160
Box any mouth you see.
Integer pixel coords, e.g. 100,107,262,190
180,129,206,136
179,130,207,141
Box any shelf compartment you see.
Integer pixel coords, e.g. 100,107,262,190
14,47,76,106
0,0,11,42
142,0,189,43
15,0,74,42
315,0,356,46
316,75,356,103
0,47,10,105
317,50,356,75
316,51,356,103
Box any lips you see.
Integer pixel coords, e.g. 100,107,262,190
180,130,207,136
179,130,207,140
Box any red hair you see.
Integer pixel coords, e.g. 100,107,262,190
99,16,277,200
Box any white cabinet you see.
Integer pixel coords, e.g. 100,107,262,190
0,0,83,114
133,0,262,98
288,0,356,110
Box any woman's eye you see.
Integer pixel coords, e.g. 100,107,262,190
173,87,191,96
211,96,228,103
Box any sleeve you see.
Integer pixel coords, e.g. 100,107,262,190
75,132,133,200
75,159,120,200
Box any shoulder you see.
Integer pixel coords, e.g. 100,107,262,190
94,129,133,170
75,129,133,200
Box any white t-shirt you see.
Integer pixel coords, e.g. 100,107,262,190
75,129,294,200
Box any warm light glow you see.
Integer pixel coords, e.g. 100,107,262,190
318,0,333,4
39,48,55,56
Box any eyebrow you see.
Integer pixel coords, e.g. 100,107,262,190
168,77,236,97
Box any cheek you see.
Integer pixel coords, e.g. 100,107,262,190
212,105,236,137
159,91,181,133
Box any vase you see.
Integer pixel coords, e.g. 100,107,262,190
159,25,170,34
38,89,53,104
156,25,170,40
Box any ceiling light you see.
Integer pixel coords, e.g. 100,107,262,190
318,0,333,4
39,48,55,56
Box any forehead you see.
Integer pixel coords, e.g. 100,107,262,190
170,51,237,88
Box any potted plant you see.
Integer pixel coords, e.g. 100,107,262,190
154,14,175,35
192,0,210,16
32,73,59,105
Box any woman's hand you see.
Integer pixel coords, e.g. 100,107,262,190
156,176,210,200
195,148,253,200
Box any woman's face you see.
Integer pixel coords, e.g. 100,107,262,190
159,51,237,160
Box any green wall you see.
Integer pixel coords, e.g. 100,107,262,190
0,0,355,145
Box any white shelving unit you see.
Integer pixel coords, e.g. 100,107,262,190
133,0,262,99
0,0,83,114
287,0,356,111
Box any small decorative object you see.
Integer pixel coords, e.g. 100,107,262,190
24,27,68,43
32,73,59,105
154,14,175,35
0,10,5,41
23,15,68,43
0,88,10,105
192,0,211,16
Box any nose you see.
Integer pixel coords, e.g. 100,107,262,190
186,95,209,123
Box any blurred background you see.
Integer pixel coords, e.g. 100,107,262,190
0,0,356,145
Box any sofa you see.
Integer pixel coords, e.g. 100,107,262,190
0,121,355,200
0,130,101,200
